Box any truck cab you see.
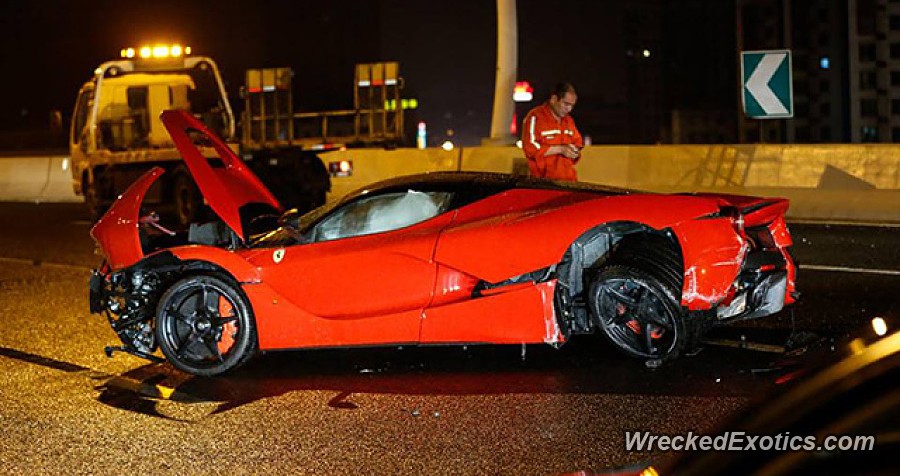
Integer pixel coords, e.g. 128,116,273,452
70,45,235,223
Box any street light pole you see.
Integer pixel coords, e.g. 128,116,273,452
485,0,517,145
736,0,746,144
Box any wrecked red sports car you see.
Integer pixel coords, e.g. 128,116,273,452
89,110,797,376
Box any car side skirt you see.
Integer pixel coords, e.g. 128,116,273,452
420,280,561,345
249,279,562,351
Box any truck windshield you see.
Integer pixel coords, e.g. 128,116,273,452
96,66,230,151
70,88,93,145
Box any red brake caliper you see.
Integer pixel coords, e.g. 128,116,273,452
217,297,237,354
618,300,643,334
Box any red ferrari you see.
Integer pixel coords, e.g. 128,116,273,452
89,110,797,376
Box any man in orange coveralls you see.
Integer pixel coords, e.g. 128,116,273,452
521,82,584,181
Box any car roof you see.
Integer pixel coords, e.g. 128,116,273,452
344,171,635,202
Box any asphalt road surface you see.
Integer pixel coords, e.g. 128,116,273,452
0,203,897,475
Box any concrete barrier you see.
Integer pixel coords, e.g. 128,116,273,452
573,145,900,223
42,155,81,202
575,144,900,190
0,154,81,203
321,148,459,200
3,143,899,223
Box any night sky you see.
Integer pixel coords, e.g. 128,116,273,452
0,0,735,146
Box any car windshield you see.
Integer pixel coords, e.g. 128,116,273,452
248,203,330,248
250,190,453,247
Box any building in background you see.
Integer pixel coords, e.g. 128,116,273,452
663,0,738,144
848,0,894,142
737,0,848,143
737,0,898,144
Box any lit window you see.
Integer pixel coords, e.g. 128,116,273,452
861,126,879,142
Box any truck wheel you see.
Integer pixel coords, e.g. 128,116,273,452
83,170,107,223
84,184,103,223
172,173,202,226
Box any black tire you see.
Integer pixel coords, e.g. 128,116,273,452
84,184,104,223
172,172,202,227
589,264,688,360
155,275,257,376
83,170,109,223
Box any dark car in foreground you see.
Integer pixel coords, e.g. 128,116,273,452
569,319,899,476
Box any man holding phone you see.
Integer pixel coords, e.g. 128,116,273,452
521,81,584,181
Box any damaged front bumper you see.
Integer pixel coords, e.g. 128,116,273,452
90,263,165,362
90,251,227,363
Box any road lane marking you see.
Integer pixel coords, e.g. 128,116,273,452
788,219,900,228
0,256,92,271
702,338,785,354
802,264,900,277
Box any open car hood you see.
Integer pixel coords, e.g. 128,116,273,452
91,111,282,271
160,110,282,241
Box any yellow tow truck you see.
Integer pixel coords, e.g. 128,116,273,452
70,44,404,223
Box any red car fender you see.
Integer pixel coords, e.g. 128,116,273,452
167,246,263,283
435,190,721,283
671,217,747,310
90,167,165,271
768,215,797,304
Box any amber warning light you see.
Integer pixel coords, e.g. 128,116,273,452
121,44,192,59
